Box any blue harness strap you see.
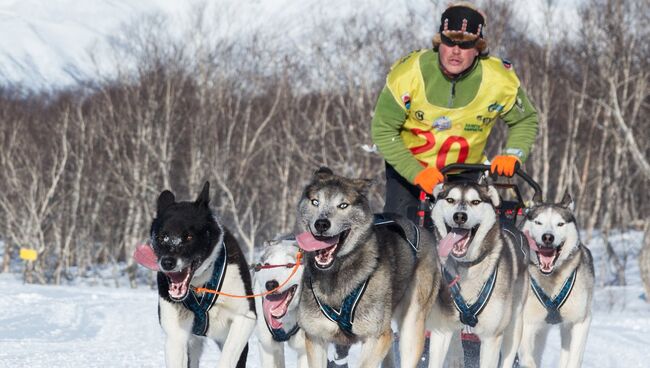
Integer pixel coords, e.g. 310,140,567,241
530,268,577,325
182,243,227,336
443,266,498,328
267,323,300,342
373,213,420,256
310,277,368,336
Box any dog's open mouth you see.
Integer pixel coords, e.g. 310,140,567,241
523,231,562,275
536,244,562,274
165,265,195,301
262,284,298,329
296,229,350,269
438,226,478,258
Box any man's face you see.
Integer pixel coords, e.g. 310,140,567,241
439,43,479,76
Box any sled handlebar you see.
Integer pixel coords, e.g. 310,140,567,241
439,163,543,199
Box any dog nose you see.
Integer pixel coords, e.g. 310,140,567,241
314,219,331,233
542,233,555,245
265,280,279,291
453,212,468,225
160,256,176,271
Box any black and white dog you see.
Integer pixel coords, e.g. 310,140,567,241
134,182,256,368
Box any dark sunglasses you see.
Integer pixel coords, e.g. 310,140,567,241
440,34,478,50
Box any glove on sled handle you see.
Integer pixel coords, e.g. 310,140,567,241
439,163,542,200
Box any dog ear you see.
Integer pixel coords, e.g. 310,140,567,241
157,190,175,215
486,185,501,207
532,191,543,206
313,167,334,179
195,181,210,207
351,178,373,196
560,190,575,211
433,183,445,198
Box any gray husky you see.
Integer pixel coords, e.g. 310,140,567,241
519,191,594,368
296,167,440,368
253,236,308,368
134,182,256,368
427,182,528,368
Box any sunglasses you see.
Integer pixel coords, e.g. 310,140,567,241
440,34,478,50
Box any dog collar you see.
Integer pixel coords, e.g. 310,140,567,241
443,265,498,328
530,268,577,325
266,321,300,342
310,277,368,336
182,241,227,336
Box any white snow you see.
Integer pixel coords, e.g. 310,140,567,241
0,230,648,367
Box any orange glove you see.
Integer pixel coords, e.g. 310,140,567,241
490,155,520,177
413,167,444,194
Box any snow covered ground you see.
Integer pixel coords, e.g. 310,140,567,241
0,230,648,367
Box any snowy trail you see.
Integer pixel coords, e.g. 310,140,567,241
1,273,649,367
0,231,648,367
0,278,164,367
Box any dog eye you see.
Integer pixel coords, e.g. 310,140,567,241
471,200,481,205
557,222,565,227
311,199,319,206
184,233,193,242
338,203,349,209
446,198,455,204
534,221,542,225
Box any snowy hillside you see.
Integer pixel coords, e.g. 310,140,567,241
0,231,648,367
0,0,582,89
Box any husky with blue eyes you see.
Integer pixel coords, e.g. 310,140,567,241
519,191,594,368
295,167,440,368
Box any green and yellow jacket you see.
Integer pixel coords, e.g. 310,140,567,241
371,49,538,183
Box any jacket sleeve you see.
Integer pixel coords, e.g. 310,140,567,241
371,86,425,183
500,87,539,163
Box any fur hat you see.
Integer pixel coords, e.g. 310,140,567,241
432,2,488,56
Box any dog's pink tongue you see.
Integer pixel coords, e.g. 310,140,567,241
524,231,541,252
296,232,338,251
133,243,159,271
538,248,557,271
262,297,287,329
438,229,469,257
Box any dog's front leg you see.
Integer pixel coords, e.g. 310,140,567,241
258,338,285,368
164,331,191,368
500,308,524,367
160,300,193,368
427,329,453,368
187,335,204,368
562,314,591,368
358,330,393,368
518,323,539,368
478,334,503,368
305,334,328,368
398,308,427,368
218,312,256,368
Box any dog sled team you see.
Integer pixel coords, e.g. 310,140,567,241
131,2,595,367
134,165,594,368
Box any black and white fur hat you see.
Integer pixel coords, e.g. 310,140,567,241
432,2,489,56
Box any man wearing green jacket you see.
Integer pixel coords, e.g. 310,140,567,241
372,2,538,230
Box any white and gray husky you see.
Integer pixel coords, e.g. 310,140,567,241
133,182,256,368
428,182,528,368
253,236,308,368
519,191,594,368
295,167,440,368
